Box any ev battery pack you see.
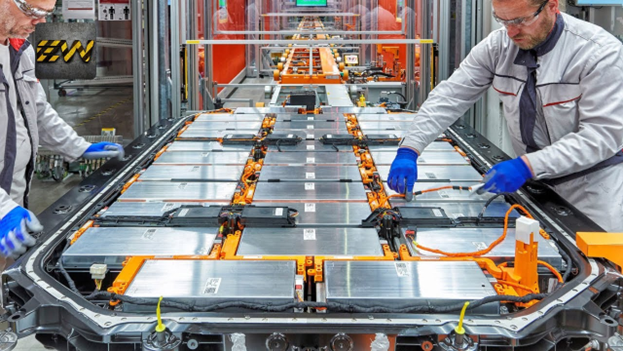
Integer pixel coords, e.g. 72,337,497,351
263,202,372,226
376,165,483,182
194,113,265,122
166,141,252,152
371,151,469,166
140,165,245,182
253,182,367,202
237,227,383,257
403,228,564,270
118,182,237,202
263,152,358,166
324,261,499,314
259,166,361,181
153,151,251,165
61,227,218,269
122,260,296,312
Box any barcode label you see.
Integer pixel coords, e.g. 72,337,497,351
203,278,222,295
305,203,316,212
432,209,443,217
395,262,410,277
142,229,156,240
307,116,314,121
306,157,315,164
178,209,189,217
305,183,315,190
472,242,487,250
304,229,316,240
275,208,284,216
287,134,294,138
306,172,316,179
307,134,314,139
161,203,176,212
326,134,332,138
307,125,314,130
307,145,315,150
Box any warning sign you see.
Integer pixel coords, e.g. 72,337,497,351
98,0,130,21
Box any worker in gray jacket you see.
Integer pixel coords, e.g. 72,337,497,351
0,0,124,258
388,0,623,232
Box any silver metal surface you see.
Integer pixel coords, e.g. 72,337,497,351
376,165,483,182
358,121,412,130
369,141,455,152
140,165,245,181
275,113,345,122
234,107,282,114
325,85,355,107
195,114,265,122
324,261,499,314
273,120,347,131
118,182,237,202
101,202,224,218
259,166,361,181
266,202,371,225
186,121,263,130
166,141,252,152
404,228,563,270
267,141,352,152
273,129,347,141
253,182,367,202
153,151,250,165
178,129,259,139
124,260,295,307
62,227,218,269
385,182,499,203
355,113,415,121
263,152,357,165
237,227,383,257
394,202,519,219
372,151,469,166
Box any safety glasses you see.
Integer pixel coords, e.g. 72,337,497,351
12,0,55,20
493,0,549,28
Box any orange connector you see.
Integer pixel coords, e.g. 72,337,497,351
120,173,141,194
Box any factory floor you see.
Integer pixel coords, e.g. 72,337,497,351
15,77,270,350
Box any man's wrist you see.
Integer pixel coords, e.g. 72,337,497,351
520,155,535,177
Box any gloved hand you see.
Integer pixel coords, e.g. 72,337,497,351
0,206,43,258
387,148,419,195
483,157,533,194
82,142,124,160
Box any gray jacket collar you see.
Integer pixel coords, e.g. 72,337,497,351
514,13,564,69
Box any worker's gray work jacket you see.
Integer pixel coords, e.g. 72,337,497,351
401,13,623,231
0,39,90,218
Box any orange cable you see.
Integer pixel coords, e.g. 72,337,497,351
497,280,538,293
538,260,563,283
414,204,532,257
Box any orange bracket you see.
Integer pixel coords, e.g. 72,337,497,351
69,220,95,245
577,232,623,272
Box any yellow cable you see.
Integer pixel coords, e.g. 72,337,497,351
155,296,166,333
455,302,469,335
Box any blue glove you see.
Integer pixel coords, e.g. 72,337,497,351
83,142,124,160
0,207,43,258
387,148,419,195
483,157,533,194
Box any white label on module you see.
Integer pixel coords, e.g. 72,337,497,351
306,172,316,179
142,229,156,240
203,278,221,295
307,134,314,139
432,209,442,217
275,208,284,216
395,262,410,277
305,203,316,212
307,157,315,163
307,144,315,150
307,125,314,129
472,242,487,250
287,134,294,138
305,183,315,190
304,229,316,240
178,209,189,217
307,116,314,121
326,134,333,138
161,203,176,212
